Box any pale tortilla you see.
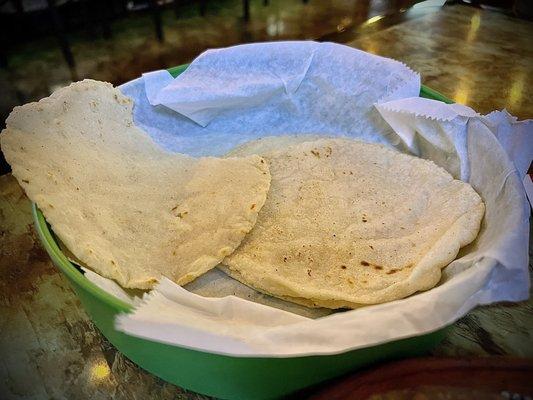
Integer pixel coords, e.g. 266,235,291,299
225,135,327,157
222,137,484,308
1,80,271,289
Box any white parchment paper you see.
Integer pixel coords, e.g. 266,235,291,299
120,42,420,156
103,42,531,357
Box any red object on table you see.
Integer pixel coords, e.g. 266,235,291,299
306,357,533,400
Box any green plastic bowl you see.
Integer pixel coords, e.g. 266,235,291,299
32,65,453,400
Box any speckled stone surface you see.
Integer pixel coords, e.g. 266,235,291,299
1,3,532,400
349,4,533,119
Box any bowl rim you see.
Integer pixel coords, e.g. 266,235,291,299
32,203,133,312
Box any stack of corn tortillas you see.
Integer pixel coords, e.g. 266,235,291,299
0,80,484,310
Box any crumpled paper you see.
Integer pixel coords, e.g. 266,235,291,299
121,41,420,156
484,109,533,181
108,43,531,357
83,264,333,319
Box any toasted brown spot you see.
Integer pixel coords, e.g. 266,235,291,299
250,203,256,210
310,150,320,157
362,280,367,284
307,269,312,276
340,265,347,269
110,260,116,265
171,205,178,211
374,265,383,270
283,256,288,262
369,245,374,250
361,261,370,266
387,269,399,274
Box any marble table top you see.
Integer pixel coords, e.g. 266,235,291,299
1,4,531,400
348,4,533,119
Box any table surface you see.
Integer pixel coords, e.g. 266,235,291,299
347,4,533,120
1,4,532,400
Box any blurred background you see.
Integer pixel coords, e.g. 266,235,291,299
0,0,531,174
